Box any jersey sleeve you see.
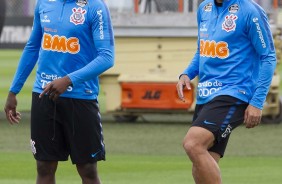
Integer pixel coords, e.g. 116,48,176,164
9,0,42,94
181,5,201,80
246,6,277,109
67,2,114,86
182,45,200,80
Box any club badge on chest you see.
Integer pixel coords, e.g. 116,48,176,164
222,14,238,32
70,7,87,25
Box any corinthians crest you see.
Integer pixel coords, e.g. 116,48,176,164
222,14,238,32
70,7,87,25
30,139,36,155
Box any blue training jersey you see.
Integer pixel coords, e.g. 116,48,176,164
10,0,114,100
182,0,276,109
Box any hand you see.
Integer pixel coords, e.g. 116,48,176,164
39,76,72,101
244,105,262,128
4,92,21,124
176,74,192,102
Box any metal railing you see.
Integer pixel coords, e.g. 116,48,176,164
106,0,204,14
106,0,280,14
4,0,281,17
5,0,36,17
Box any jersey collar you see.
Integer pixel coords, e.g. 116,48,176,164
214,0,235,9
60,0,76,2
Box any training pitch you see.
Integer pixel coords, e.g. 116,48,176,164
0,50,282,184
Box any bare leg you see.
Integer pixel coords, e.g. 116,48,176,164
76,162,101,184
36,160,58,184
183,127,222,184
209,151,221,163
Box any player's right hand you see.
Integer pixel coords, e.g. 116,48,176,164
4,92,21,124
244,104,262,128
39,76,72,101
176,74,191,102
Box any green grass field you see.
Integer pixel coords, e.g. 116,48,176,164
0,116,282,184
0,50,36,112
1,49,282,183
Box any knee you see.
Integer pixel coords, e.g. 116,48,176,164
77,163,98,181
183,138,196,156
183,127,215,159
183,138,205,160
36,161,57,177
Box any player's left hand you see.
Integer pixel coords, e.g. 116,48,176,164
39,76,72,101
244,105,262,128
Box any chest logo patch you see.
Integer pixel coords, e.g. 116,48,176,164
42,33,80,54
228,4,239,13
70,7,87,25
200,39,229,59
204,3,212,12
76,0,87,7
222,14,238,32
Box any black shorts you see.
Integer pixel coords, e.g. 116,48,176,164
30,92,105,164
192,95,248,157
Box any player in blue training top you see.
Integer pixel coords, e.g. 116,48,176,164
4,0,114,183
176,0,276,183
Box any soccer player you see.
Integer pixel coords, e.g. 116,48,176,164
4,0,114,183
176,0,276,183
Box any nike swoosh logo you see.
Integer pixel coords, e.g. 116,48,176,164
91,150,101,158
203,120,216,126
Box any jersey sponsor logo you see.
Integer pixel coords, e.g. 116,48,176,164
97,10,104,40
76,0,87,7
200,23,208,32
253,17,267,48
41,15,51,23
222,14,238,32
200,39,229,59
228,4,239,13
40,72,73,91
44,27,57,33
200,33,209,38
198,80,222,97
204,3,212,12
198,88,221,97
42,33,80,54
70,7,87,25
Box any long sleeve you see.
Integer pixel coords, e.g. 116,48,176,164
9,0,42,94
67,3,114,86
181,5,201,80
247,6,276,109
182,48,200,80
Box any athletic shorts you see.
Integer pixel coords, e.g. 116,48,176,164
192,95,248,157
30,92,105,164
